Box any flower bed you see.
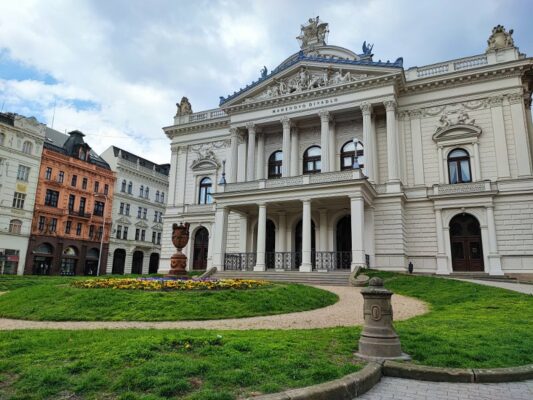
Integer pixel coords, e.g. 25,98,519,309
71,277,269,291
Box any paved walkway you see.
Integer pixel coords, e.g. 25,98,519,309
0,286,427,330
357,377,533,400
455,278,533,295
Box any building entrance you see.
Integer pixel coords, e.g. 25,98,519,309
450,214,484,272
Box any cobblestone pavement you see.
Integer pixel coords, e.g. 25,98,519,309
357,377,533,400
455,278,533,295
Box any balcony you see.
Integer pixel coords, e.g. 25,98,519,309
68,209,91,219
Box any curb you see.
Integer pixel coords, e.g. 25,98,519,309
247,362,382,400
383,361,533,383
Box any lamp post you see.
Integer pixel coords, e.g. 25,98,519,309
352,138,362,169
94,193,108,276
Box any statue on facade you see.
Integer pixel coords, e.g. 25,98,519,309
260,66,268,78
362,41,374,56
166,223,190,277
296,16,329,50
487,25,515,51
175,97,193,116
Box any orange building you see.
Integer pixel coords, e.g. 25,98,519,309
25,129,115,275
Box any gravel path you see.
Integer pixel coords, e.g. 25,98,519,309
0,285,427,331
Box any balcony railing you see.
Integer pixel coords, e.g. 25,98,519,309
406,54,488,80
224,253,256,271
68,209,91,218
224,251,353,271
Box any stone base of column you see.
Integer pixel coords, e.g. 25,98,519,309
488,254,504,276
299,263,312,272
435,255,449,275
253,264,266,272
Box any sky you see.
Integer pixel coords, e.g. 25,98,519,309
0,0,531,163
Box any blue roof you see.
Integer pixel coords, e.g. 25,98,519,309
219,51,403,106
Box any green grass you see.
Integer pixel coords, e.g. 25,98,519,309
0,276,338,321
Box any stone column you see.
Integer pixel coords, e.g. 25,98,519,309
486,206,504,275
409,110,425,185
239,214,248,253
318,209,328,252
300,199,313,272
175,146,188,206
278,212,287,252
525,97,533,162
290,126,299,176
328,118,336,172
212,205,229,270
228,128,239,183
246,123,256,181
473,142,482,181
350,196,366,271
371,115,378,183
319,109,330,173
384,99,400,183
489,96,511,178
281,117,292,177
437,146,445,184
361,103,374,181
237,134,247,182
435,208,448,275
509,94,533,176
167,144,179,206
256,131,265,180
254,203,267,271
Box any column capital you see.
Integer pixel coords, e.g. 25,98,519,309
246,122,256,133
257,202,267,208
488,95,504,107
318,109,331,121
301,197,312,204
360,102,373,115
383,99,397,112
508,93,524,105
281,116,292,129
229,127,240,137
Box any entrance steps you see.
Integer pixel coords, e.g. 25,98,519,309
449,272,518,283
214,270,351,286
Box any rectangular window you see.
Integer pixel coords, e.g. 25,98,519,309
71,175,77,187
58,171,64,183
96,226,103,240
12,192,25,209
141,229,146,241
137,207,142,218
45,167,52,180
65,221,72,234
82,177,88,190
17,165,30,181
94,181,99,193
119,202,124,214
49,218,57,233
123,226,128,240
125,204,130,216
157,232,161,245
89,225,94,239
152,231,156,243
38,216,46,231
153,211,158,222
76,223,83,236
116,225,122,239
68,194,75,211
143,208,147,220
79,197,86,215
93,201,105,217
44,189,60,207
135,228,140,241
159,213,162,223
104,184,109,195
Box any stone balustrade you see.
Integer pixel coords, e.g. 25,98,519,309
406,54,488,80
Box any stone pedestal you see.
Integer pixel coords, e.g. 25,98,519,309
356,277,410,361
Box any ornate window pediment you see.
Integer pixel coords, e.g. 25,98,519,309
151,223,163,231
135,220,149,229
433,111,482,143
116,216,131,225
190,149,219,171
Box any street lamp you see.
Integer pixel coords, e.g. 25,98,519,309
352,138,362,169
94,193,108,276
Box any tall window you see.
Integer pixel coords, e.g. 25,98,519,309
125,204,130,216
71,175,78,187
94,181,99,193
198,177,212,204
119,202,124,214
340,140,364,170
123,226,128,240
448,148,472,184
157,232,161,245
49,218,57,233
137,207,142,218
9,219,22,234
93,201,105,217
68,195,75,211
116,225,122,239
82,177,88,190
145,187,149,199
45,189,59,207
152,231,156,244
12,192,25,209
161,192,165,203
89,225,94,239
45,167,52,180
142,208,147,220
141,229,146,241
155,191,160,202
303,146,321,174
17,165,30,181
135,228,140,241
139,185,144,197
121,180,126,192
38,216,46,231
76,223,82,236
22,141,32,154
79,197,86,215
268,151,283,178
104,184,109,195
128,181,132,194
0,133,4,146
58,171,64,183
65,221,72,234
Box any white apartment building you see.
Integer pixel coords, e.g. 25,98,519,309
0,113,46,275
161,21,533,277
100,146,169,274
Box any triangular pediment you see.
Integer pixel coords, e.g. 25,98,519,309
135,220,149,229
116,216,131,225
151,223,163,231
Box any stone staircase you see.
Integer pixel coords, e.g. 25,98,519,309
214,270,351,286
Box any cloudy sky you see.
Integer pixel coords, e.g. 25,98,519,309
0,0,531,163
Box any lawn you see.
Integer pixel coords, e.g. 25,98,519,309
0,276,338,321
0,272,532,399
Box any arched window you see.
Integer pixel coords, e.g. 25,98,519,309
268,151,283,179
303,146,321,174
121,179,126,192
198,178,212,205
9,219,22,234
161,192,165,203
448,148,471,184
128,181,133,194
155,191,160,202
0,133,5,146
145,187,149,199
139,185,144,197
340,140,364,170
22,141,33,154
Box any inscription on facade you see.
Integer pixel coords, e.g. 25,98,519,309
272,97,338,114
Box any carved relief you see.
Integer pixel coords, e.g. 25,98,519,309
437,110,476,131
486,25,515,51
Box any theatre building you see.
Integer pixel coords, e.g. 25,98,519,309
25,129,115,276
161,20,533,277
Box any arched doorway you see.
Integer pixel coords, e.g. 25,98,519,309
265,219,276,269
132,251,144,274
84,248,99,276
112,249,126,274
449,214,484,272
192,228,209,270
336,215,352,269
60,246,78,276
33,243,54,275
294,219,316,269
149,253,159,274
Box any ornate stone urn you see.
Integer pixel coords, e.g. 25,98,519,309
167,222,190,277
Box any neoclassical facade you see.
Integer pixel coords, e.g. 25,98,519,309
161,21,533,277
100,146,169,275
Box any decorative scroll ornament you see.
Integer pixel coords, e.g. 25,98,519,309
486,25,515,51
175,96,192,116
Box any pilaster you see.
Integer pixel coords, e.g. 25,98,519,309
318,109,330,173
281,117,292,177
488,96,511,178
246,123,256,181
508,93,533,176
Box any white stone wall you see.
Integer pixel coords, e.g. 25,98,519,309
404,201,438,273
373,197,406,271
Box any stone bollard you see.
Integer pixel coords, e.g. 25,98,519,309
356,277,410,361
